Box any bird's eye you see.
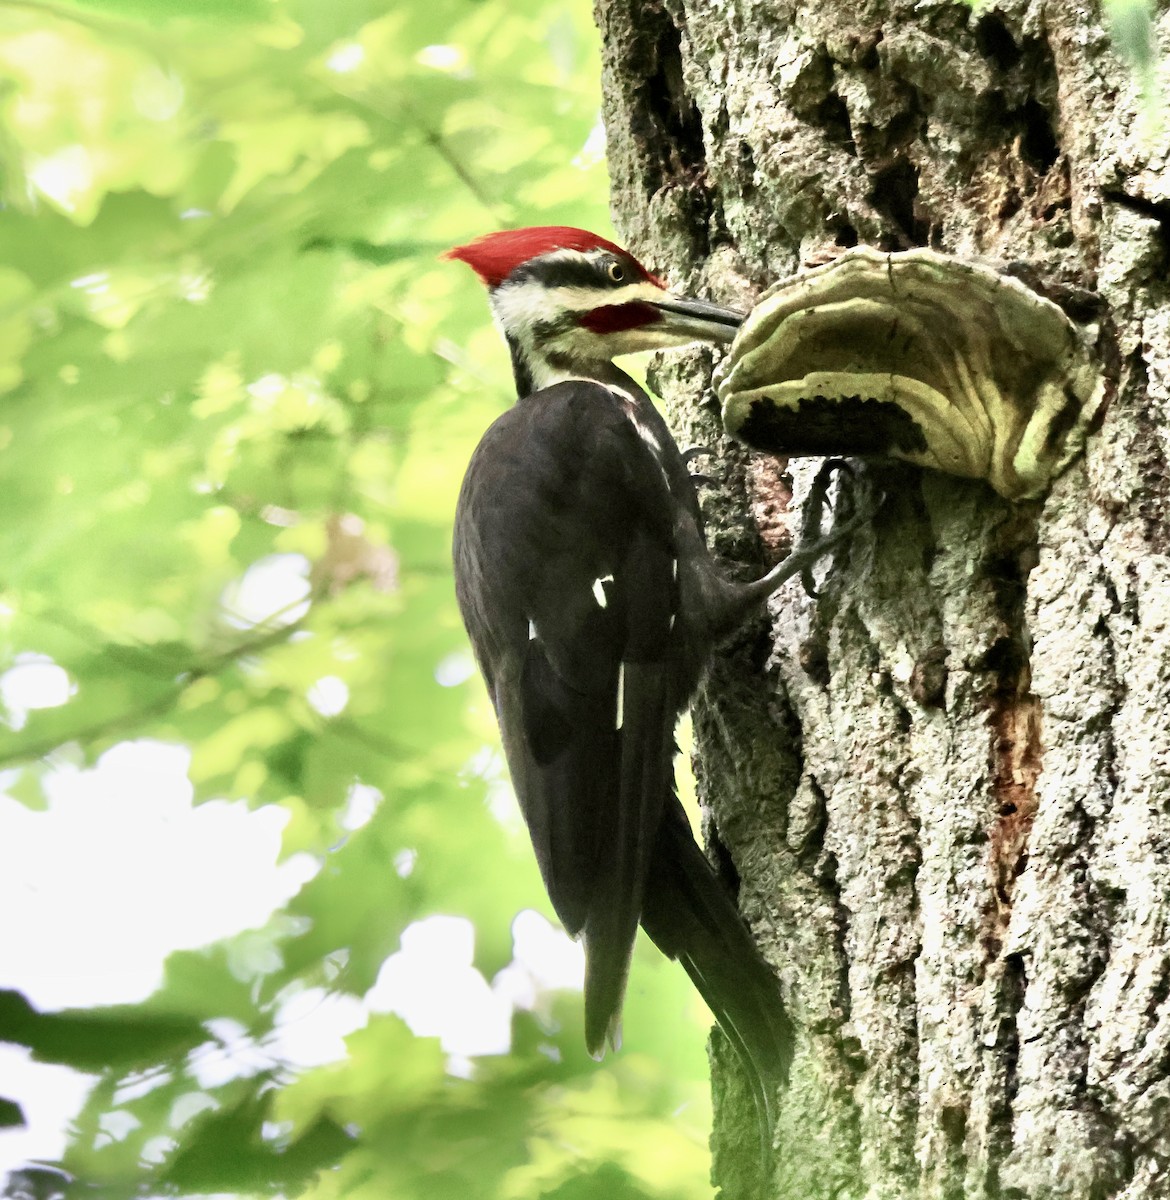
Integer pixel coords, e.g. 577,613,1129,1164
607,261,626,283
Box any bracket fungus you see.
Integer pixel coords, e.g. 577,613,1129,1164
715,246,1106,501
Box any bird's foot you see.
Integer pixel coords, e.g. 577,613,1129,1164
682,445,721,491
743,463,879,605
794,458,881,597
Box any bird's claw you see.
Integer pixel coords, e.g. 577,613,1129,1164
794,459,881,597
683,447,721,490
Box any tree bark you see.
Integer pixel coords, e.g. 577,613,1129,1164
594,0,1170,1196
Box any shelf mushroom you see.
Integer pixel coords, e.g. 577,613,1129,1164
715,247,1106,501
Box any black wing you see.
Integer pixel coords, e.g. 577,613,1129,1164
452,379,691,1053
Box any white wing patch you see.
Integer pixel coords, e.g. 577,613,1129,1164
620,398,672,491
630,412,662,452
592,574,614,608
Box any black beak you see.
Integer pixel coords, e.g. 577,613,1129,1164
650,295,745,345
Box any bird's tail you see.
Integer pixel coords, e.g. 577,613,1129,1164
639,801,794,1142
582,660,674,1057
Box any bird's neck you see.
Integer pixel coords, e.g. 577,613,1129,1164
506,334,640,402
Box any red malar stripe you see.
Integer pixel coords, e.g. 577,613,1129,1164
578,301,662,334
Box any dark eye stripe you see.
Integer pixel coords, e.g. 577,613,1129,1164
507,256,633,291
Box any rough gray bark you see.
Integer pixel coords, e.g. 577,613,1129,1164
594,0,1170,1197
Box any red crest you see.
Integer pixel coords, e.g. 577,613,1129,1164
445,226,663,289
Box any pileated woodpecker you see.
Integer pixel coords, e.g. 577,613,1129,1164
447,227,858,1132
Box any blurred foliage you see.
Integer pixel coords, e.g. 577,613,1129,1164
1104,0,1166,123
0,1,715,1197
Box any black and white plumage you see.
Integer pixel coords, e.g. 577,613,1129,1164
448,227,851,1133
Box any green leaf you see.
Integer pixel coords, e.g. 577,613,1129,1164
0,989,207,1070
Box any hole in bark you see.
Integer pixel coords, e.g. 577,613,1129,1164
982,520,1037,620
974,13,1022,70
975,89,1060,177
1019,98,1059,171
910,645,949,709
748,625,774,673
858,31,883,70
645,16,707,181
736,140,757,192
834,222,859,247
711,97,729,139
817,92,856,153
940,1103,968,1147
981,633,1027,681
869,158,928,247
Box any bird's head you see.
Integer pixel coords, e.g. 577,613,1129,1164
446,226,744,397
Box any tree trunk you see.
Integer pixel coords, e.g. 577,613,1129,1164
595,0,1170,1196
